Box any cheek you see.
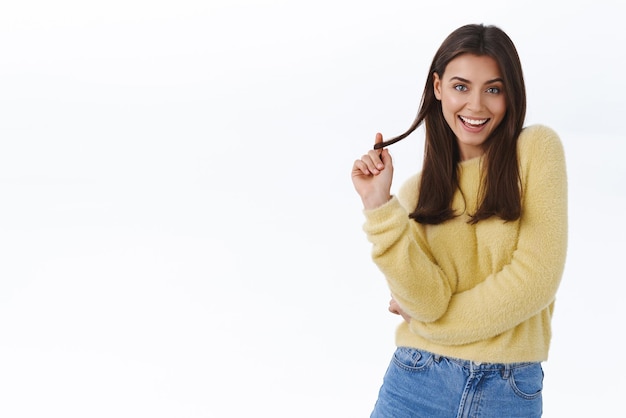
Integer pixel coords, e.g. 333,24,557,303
491,98,507,118
442,95,464,116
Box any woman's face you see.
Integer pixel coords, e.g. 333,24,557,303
433,53,507,161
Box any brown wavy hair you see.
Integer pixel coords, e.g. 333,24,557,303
375,24,525,224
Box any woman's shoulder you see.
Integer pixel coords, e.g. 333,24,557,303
517,124,566,177
518,124,563,153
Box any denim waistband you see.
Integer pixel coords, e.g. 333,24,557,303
431,352,536,376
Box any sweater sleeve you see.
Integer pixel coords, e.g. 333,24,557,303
363,184,453,322
409,125,568,345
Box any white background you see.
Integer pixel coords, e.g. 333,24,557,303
1,0,624,416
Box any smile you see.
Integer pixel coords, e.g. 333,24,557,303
459,116,489,126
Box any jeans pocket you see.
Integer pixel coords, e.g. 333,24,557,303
508,363,544,400
392,347,434,372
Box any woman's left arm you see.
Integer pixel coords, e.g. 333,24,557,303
409,126,568,345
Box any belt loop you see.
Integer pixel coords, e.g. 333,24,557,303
434,354,441,363
501,364,511,379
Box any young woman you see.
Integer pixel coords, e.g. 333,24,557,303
351,24,567,417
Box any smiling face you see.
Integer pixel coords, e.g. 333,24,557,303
433,53,507,161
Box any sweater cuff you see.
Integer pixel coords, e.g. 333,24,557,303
362,196,408,236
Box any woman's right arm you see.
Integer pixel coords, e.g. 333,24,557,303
362,198,453,322
352,134,453,322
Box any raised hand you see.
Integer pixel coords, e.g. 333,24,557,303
351,133,394,210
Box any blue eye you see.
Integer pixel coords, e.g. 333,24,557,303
454,84,468,92
486,87,501,94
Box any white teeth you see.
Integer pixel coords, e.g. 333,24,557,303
460,116,488,125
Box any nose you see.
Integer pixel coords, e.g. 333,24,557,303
467,91,484,112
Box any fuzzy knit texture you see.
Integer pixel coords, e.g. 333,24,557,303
363,124,568,364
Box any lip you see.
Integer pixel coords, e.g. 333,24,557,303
458,115,489,132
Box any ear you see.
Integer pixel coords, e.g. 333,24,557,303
433,72,442,101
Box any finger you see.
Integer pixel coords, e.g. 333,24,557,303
373,133,384,160
358,152,383,174
352,159,373,176
379,148,392,165
373,133,392,167
373,132,386,150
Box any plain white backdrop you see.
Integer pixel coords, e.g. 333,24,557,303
0,0,624,416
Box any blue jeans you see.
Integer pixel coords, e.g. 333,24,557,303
371,347,543,418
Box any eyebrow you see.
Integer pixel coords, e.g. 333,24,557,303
449,76,504,84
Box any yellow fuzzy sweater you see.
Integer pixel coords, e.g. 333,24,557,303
363,125,567,363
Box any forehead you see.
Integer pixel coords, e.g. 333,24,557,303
443,54,502,82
